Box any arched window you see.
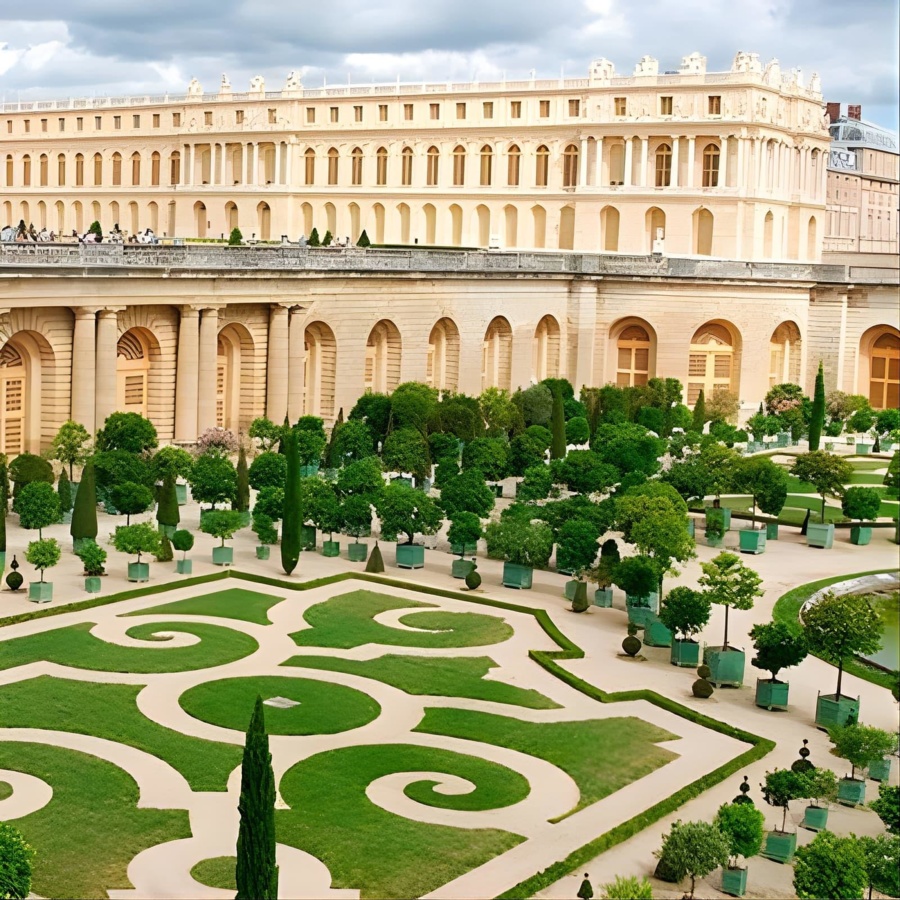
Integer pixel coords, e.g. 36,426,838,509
655,143,672,187
482,317,513,391
327,148,339,186
365,320,402,394
4,155,11,187
533,315,561,380
507,144,520,186
452,145,466,186
535,145,549,187
304,322,337,418
532,205,547,248
479,145,493,186
351,148,363,186
424,203,437,243
398,202,411,243
694,208,714,255
57,154,66,186
194,201,207,238
867,329,900,410
563,143,579,187
426,146,439,186
151,152,160,186
449,204,463,245
131,152,141,185
476,204,490,247
111,152,122,186
763,210,774,257
0,341,26,455
215,324,254,431
647,207,666,250
616,324,652,386
769,322,802,387
304,149,316,186
22,155,31,187
116,329,151,417
39,154,48,187
601,206,620,252
401,147,413,186
427,318,461,392
688,322,739,405
169,151,180,186
807,216,817,259
504,204,518,247
257,202,271,241
702,143,720,187
375,147,388,186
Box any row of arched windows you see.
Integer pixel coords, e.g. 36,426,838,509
5,151,169,188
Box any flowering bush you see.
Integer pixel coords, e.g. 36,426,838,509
195,427,239,455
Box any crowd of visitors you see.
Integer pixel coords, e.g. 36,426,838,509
0,220,158,244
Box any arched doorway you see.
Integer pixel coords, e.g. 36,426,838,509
450,204,463,245
216,324,254,431
861,326,900,410
194,201,207,238
646,207,666,251
257,202,271,241
769,322,802,387
688,321,741,406
476,205,490,247
532,205,546,248
0,341,26,454
423,204,437,244
612,321,655,386
0,331,54,454
427,318,460,392
116,328,153,417
482,317,513,391
304,321,337,418
533,315,561,380
225,202,239,233
694,208,714,256
558,206,575,250
601,206,619,252
365,320,402,394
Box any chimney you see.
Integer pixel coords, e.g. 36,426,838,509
848,104,862,121
826,102,840,123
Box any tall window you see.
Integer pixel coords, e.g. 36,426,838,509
151,152,160,186
112,152,122,186
57,154,66,186
616,325,651,387
0,342,26,455
655,143,672,187
702,143,720,187
688,323,736,405
22,155,31,186
131,152,141,185
507,145,520,186
769,322,802,387
401,147,413,186
75,154,84,186
4,155,11,186
479,145,493,186
375,147,387,186
39,154,48,186
535,145,549,187
304,149,315,186
563,144,579,187
426,146,439,186
169,151,180,185
452,146,466,186
351,148,363,186
708,95,721,115
327,148,338,185
660,96,673,115
93,153,103,185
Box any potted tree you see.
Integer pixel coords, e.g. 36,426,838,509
714,801,765,897
659,587,712,667
295,416,327,477
556,518,599,607
76,540,107,593
799,766,839,832
199,508,244,566
112,522,162,582
109,481,155,525
588,538,619,607
653,820,730,900
50,419,92,486
188,451,237,522
252,512,277,560
26,537,60,602
749,621,808,710
375,482,443,569
16,481,61,540
614,555,661,628
70,458,98,552
699,551,763,687
461,436,509,498
760,769,806,863
841,487,881,546
172,529,194,574
151,445,194,506
490,516,554,590
341,494,372,562
301,480,342,557
705,507,726,547
790,452,853,548
828,724,897,806
804,591,881,728
156,474,180,538
447,512,482,579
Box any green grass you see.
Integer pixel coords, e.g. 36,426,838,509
179,675,381,735
285,654,560,709
276,743,528,898
848,472,889,485
0,676,242,791
0,781,12,800
290,589,514,649
717,495,846,525
416,709,677,819
0,741,190,900
785,475,817,493
124,587,284,625
848,459,889,471
0,620,258,673
190,857,236,890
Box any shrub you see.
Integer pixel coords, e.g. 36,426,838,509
57,469,73,513
70,459,98,542
440,469,494,518
462,437,509,482
513,383,553,427
112,522,162,564
172,529,195,559
555,519,599,577
447,512,483,556
600,875,652,900
25,537,61,582
841,486,882,522
196,426,239,455
252,512,279,545
375,483,443,546
518,465,552,502
157,474,180,530
248,451,287,491
793,830,867,900
189,453,237,508
199,509,245,546
51,420,92,479
551,450,618,494
93,450,153,492
612,555,660,599
565,416,590,446
714,801,764,868
10,452,54,499
749,621,808,682
332,420,376,463
254,486,284,522
109,482,155,525
155,533,174,562
96,411,158,454
228,227,243,245
870,783,900,834
859,833,900,900
16,482,61,538
654,819,730,899
147,446,193,483
484,517,554,568
0,823,34,900
357,229,371,247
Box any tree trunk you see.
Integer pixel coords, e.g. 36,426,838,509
723,603,730,649
836,659,843,698
820,494,826,524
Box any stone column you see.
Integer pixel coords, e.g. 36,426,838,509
71,308,97,432
623,138,633,187
252,143,260,186
578,138,588,187
94,309,120,431
210,143,218,186
185,144,194,186
285,141,294,186
686,137,696,188
174,307,200,441
639,138,649,187
718,137,728,187
197,308,219,435
287,307,307,420
266,305,290,422
736,137,745,190
594,137,603,186
246,143,254,185
274,142,282,185
670,137,680,187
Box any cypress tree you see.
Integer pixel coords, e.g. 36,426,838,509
0,455,7,556
308,227,320,247
808,361,826,452
550,389,566,460
235,696,279,900
357,229,371,248
281,427,301,575
692,389,706,432
325,408,344,468
157,474,180,530
235,445,251,513
70,459,98,544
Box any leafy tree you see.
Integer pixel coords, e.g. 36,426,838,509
808,361,826,451
248,452,287,492
228,226,243,245
555,519,599,577
692,390,707,432
308,227,320,246
440,469,495,518
447,512,483,558
112,522,162,564
110,482,154,525
375,482,443,546
235,445,251,513
659,587,711,640
803,591,882,697
235,696,279,899
26,537,61,583
248,417,283,452
591,422,664,477
70,459,98,543
150,445,194,482
513,383,553,427
189,453,237,509
551,451,618,495
484,517,554,568
462,437,509,482
322,229,333,246
731,456,788,525
297,479,342,539
349,393,392,448
828,724,897,780
74,539,106,578
760,768,808,832
336,457,384,499
96,411,158,454
382,427,430,481
508,433,546,476
885,450,900,491
859,833,900,900
197,427,240,455
254,487,284,522
875,407,900,437
793,830,867,900
331,420,376,463
341,495,373,542
698,552,763,650
654,819,730,899
870,783,900,834
849,404,876,433
435,394,482,442
790,451,853,522
57,469,73,513
295,429,326,467
550,389,566,459
600,875,652,900
0,822,34,899
16,482,61,538
479,387,519,437
525,425,553,451
357,229,371,247
93,450,153,492
390,382,438,435
51,419,92,478
9,452,54,501
252,512,278,545
714,802,764,868
200,509,245,546
841,486,882,522
518,465,552,502
172,529,195,561
89,219,102,237
281,427,301,575
565,416,590,446
749,621,808,682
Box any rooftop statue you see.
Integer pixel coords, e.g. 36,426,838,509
187,78,202,97
679,52,707,74
731,51,762,74
762,59,781,85
220,73,232,93
284,70,303,91
250,75,265,93
633,55,659,77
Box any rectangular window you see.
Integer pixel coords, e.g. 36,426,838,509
568,98,580,117
152,114,160,128
510,100,522,119
404,103,414,121
430,103,440,120
330,106,339,123
456,102,466,119
114,115,122,130
5,121,10,134
204,111,213,126
41,118,48,132
483,101,493,118
708,95,721,115
306,107,315,124
133,114,140,128
660,96,673,116
539,100,550,118
172,113,181,127
378,104,388,122
58,117,65,132
23,119,30,133
614,97,627,116
268,108,276,124
354,105,363,122
77,117,84,131
235,110,244,125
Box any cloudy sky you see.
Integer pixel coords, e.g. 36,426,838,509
1,0,897,130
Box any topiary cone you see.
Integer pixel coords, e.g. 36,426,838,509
365,542,384,573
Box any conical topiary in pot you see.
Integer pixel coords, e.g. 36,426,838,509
622,623,642,657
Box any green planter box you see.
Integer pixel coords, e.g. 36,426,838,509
856,442,872,455
84,576,102,594
763,831,797,864
502,562,533,589
256,546,270,560
815,693,860,730
626,591,659,613
706,533,724,548
176,559,193,575
881,441,894,453
237,510,251,527
755,678,790,710
739,528,767,554
627,605,655,629
837,777,866,806
593,587,613,608
29,582,53,603
644,616,673,647
450,542,478,556
705,647,745,687
300,525,317,551
721,866,748,898
347,542,368,562
807,522,835,549
322,540,340,557
564,579,579,600
802,804,829,831
158,523,176,539
299,464,321,477
175,483,188,505
850,525,872,546
396,544,425,569
686,518,695,538
776,431,791,448
868,757,892,782
127,562,150,583
670,639,701,667
451,558,475,579
705,507,732,530
766,521,779,540
212,546,234,566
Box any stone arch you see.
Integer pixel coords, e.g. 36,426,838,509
128,201,139,235
476,204,490,247
806,215,818,260
365,320,402,394
504,204,518,248
533,315,561,380
116,327,160,419
216,322,255,432
0,330,55,454
304,321,337,419
609,318,657,387
769,321,802,387
559,205,575,250
427,318,461,393
693,207,714,256
257,202,271,241
372,203,385,244
482,316,513,392
55,200,65,234
688,320,742,405
423,203,437,244
397,203,411,244
449,204,463,246
109,200,120,231
763,210,774,257
600,205,620,252
646,206,666,251
37,200,47,230
147,201,159,233
532,205,546,249
348,203,361,242
194,201,208,238
225,201,239,233
300,202,313,235
859,324,900,410
324,201,337,237
73,200,84,233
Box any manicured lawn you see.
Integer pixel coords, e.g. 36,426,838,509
0,741,190,900
190,856,236,890
785,475,817,494
285,654,560,709
276,743,527,898
848,472,888,485
848,459,890,471
717,496,845,525
179,674,381,735
416,709,677,819
125,587,284,625
0,676,242,791
0,620,258,673
291,589,513,649
0,780,12,800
